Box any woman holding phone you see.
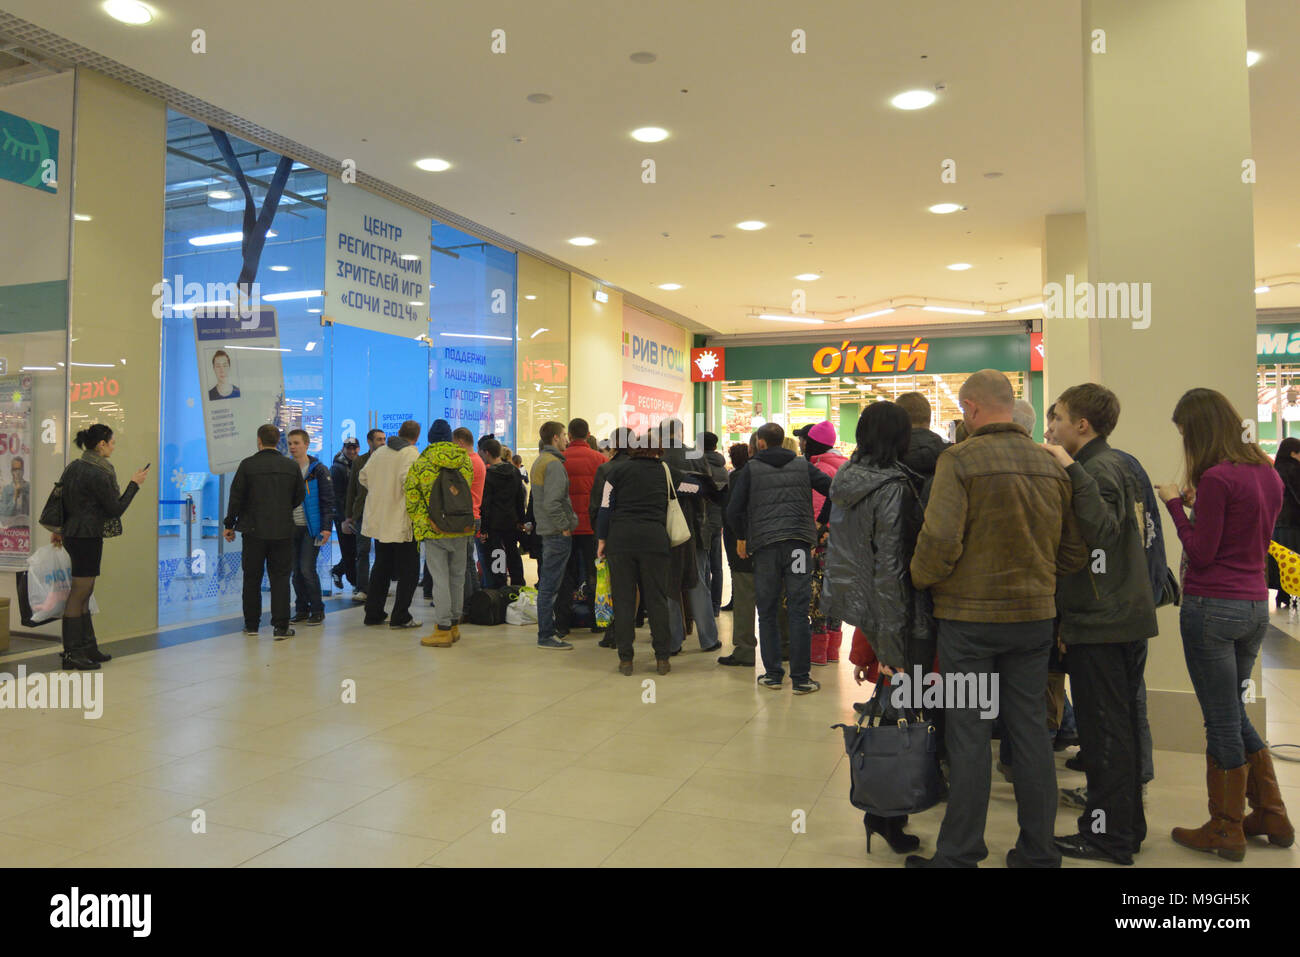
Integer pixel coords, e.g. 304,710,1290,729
49,423,149,670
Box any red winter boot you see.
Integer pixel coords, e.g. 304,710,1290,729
810,630,829,666
825,627,842,663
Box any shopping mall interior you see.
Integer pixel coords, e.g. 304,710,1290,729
0,0,1295,892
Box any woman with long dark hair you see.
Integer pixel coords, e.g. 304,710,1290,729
1157,388,1293,859
823,401,934,855
49,424,149,670
1266,436,1300,609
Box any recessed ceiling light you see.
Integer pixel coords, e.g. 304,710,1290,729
103,0,153,25
208,189,233,200
736,221,766,231
305,341,317,351
568,236,597,246
891,90,936,110
526,93,552,104
929,203,962,214
415,158,451,172
795,273,820,281
1256,285,1270,294
946,263,972,271
1247,50,1262,67
524,294,537,300
658,283,681,290
307,308,322,314
73,213,92,222
269,265,290,272
632,127,669,143
629,52,657,64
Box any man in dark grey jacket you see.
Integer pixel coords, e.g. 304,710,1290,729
701,432,730,615
224,424,305,639
530,421,578,649
727,422,831,694
1044,383,1158,866
897,392,951,485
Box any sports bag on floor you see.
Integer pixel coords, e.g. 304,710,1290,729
468,588,507,626
427,466,475,535
831,680,942,817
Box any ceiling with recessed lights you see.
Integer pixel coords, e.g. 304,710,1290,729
2,0,1298,333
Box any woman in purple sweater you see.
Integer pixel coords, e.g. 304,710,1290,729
1156,388,1294,860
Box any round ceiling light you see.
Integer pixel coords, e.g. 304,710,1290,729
568,236,597,246
658,283,682,290
415,158,451,172
631,127,669,143
928,203,962,214
946,263,972,271
526,93,553,104
629,52,657,64
103,0,153,24
736,221,766,231
269,265,290,272
891,90,937,110
208,189,233,200
794,273,820,281
1247,50,1262,67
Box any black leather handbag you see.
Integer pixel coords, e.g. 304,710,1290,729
832,680,943,817
38,481,65,533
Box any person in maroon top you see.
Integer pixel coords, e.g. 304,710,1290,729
1156,388,1294,860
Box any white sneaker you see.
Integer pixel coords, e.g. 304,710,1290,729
352,591,367,603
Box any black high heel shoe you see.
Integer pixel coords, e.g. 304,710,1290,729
865,813,920,854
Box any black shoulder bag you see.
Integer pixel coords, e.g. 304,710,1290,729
832,677,943,817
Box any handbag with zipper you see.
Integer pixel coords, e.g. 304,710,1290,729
832,678,943,817
662,463,691,547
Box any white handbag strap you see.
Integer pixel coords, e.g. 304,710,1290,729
662,462,677,500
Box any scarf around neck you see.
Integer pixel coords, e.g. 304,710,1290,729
80,448,118,485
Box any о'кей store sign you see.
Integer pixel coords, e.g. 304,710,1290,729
710,333,1029,382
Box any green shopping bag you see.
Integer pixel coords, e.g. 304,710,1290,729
594,558,613,627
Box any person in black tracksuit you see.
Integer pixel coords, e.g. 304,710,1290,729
479,437,526,587
596,440,673,675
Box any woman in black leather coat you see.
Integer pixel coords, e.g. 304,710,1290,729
49,424,149,670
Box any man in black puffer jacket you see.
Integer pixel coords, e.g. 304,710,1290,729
330,439,359,591
479,437,526,587
727,421,831,694
897,392,951,487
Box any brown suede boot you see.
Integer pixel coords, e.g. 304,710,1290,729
1243,747,1295,847
1171,756,1248,861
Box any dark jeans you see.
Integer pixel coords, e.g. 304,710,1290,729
364,540,419,626
1068,640,1148,858
242,535,292,631
463,519,481,604
1180,595,1269,769
556,533,598,631
934,618,1059,867
706,529,724,613
484,530,525,587
355,533,371,593
537,534,572,641
291,526,324,616
753,541,813,683
331,519,357,587
609,550,672,661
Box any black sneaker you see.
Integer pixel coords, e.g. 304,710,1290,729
243,626,258,637
717,654,753,667
304,613,324,626
1053,732,1079,751
332,571,344,589
757,673,783,690
1065,754,1086,772
597,636,616,648
291,612,311,623
792,679,822,696
273,627,295,640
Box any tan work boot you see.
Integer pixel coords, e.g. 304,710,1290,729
656,659,671,675
421,626,455,648
1171,756,1248,861
1243,747,1295,847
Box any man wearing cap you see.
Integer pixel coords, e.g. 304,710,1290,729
800,421,849,665
330,438,361,592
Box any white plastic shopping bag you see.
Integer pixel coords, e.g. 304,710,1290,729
26,544,99,619
505,586,538,626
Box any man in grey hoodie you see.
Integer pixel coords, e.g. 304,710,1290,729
529,421,578,649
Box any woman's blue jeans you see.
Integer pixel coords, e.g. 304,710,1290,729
1179,595,1268,770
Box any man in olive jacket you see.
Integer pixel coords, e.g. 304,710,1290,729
908,370,1087,869
1044,383,1158,866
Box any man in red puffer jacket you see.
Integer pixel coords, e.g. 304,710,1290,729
555,417,607,635
800,420,848,665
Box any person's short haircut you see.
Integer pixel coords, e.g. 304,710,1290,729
512,454,523,465
398,420,421,442
1058,383,1120,439
540,421,565,446
755,422,784,449
257,424,280,447
1046,402,1057,421
958,369,1015,410
702,431,719,452
1011,399,1036,433
728,443,749,469
568,418,590,440
212,349,231,368
366,428,384,443
452,427,473,446
287,428,309,445
895,392,932,427
480,437,502,460
477,434,494,451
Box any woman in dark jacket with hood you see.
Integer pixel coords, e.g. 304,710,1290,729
49,423,150,670
823,401,934,855
1267,436,1300,609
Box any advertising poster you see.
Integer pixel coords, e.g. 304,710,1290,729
0,374,33,563
620,306,691,433
193,306,286,474
325,184,430,337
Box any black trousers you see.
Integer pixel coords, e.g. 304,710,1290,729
331,518,357,587
242,535,293,631
483,530,525,587
364,540,419,626
609,551,671,661
555,533,598,630
1067,640,1148,858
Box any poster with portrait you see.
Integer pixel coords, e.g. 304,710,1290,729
0,374,34,563
193,305,286,474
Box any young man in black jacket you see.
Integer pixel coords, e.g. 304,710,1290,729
701,431,730,615
224,424,306,639
479,437,526,587
897,392,951,485
726,422,831,694
330,438,359,591
345,428,385,602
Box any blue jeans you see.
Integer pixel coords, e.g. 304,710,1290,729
537,534,572,642
753,541,813,682
291,526,323,616
1180,595,1268,769
667,548,720,652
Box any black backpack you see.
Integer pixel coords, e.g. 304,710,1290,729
427,466,475,535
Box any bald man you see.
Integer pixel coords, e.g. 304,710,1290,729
907,369,1087,869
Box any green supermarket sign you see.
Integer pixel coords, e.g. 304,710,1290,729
0,108,58,194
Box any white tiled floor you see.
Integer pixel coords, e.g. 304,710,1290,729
0,602,1297,868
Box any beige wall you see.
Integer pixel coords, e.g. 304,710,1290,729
568,274,622,441
516,254,570,468
1040,212,1091,404
67,70,165,639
